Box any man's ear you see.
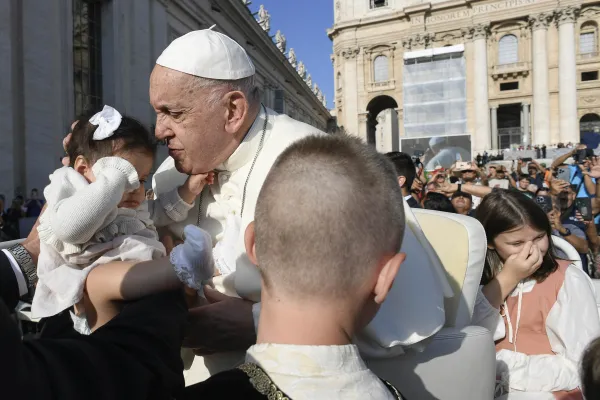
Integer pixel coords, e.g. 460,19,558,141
224,91,249,135
373,252,406,304
244,221,258,266
397,176,406,188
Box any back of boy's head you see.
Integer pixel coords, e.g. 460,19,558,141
385,151,416,189
66,110,156,167
582,337,600,399
254,134,405,300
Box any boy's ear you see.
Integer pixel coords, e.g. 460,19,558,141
373,252,406,304
244,221,258,266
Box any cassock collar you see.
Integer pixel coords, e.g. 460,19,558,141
216,107,267,173
246,343,369,376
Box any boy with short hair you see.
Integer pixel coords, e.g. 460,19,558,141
582,337,600,399
183,134,407,399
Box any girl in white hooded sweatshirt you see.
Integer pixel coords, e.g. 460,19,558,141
472,189,600,399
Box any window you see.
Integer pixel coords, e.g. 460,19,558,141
500,82,519,91
373,55,389,82
73,0,103,116
337,72,342,90
582,71,599,81
370,0,388,8
498,34,518,65
580,22,597,55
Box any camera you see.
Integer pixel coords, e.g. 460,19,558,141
412,150,424,166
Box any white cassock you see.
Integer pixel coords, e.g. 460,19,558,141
153,107,450,386
153,107,325,383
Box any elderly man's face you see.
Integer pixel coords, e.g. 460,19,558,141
150,66,232,174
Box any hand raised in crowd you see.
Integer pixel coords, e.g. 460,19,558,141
438,182,458,195
549,179,569,196
501,241,543,283
575,210,592,227
583,156,600,179
411,177,424,193
547,209,561,231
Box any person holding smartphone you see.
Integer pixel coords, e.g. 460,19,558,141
549,183,592,274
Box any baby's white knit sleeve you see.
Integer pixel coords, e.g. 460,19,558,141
148,187,195,227
43,157,139,245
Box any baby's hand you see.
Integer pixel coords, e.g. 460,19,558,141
185,172,215,195
170,225,215,291
179,172,215,205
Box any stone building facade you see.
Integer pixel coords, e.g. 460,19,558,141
0,0,330,201
329,0,600,154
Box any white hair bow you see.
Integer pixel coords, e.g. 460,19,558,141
89,105,123,140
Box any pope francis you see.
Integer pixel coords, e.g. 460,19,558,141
149,27,325,384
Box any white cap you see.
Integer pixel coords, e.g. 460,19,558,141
156,27,255,80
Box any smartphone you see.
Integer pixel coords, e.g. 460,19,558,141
556,167,571,182
521,157,533,162
577,149,588,164
535,195,554,214
575,198,593,221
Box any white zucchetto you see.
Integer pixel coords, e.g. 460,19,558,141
156,26,255,80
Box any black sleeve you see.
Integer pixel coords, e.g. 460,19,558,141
1,289,187,400
0,250,21,310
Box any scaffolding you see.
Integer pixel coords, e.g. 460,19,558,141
403,45,467,138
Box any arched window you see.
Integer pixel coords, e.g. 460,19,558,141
580,22,598,55
498,34,518,65
373,55,389,82
337,72,342,90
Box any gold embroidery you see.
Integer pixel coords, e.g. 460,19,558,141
238,363,291,400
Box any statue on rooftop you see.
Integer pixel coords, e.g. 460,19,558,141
288,48,297,68
275,30,286,52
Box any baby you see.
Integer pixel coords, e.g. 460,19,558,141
32,105,214,333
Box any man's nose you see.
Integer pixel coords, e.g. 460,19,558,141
154,120,172,141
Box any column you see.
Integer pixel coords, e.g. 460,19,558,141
342,47,360,140
557,6,580,144
0,0,24,199
491,106,499,150
522,103,530,145
473,25,491,152
529,13,552,145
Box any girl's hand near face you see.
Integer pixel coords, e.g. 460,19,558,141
501,241,543,283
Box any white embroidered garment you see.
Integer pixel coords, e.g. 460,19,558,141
472,264,600,397
32,158,166,320
246,344,396,400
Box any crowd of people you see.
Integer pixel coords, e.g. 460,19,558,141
0,189,45,241
392,146,600,279
3,27,600,400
